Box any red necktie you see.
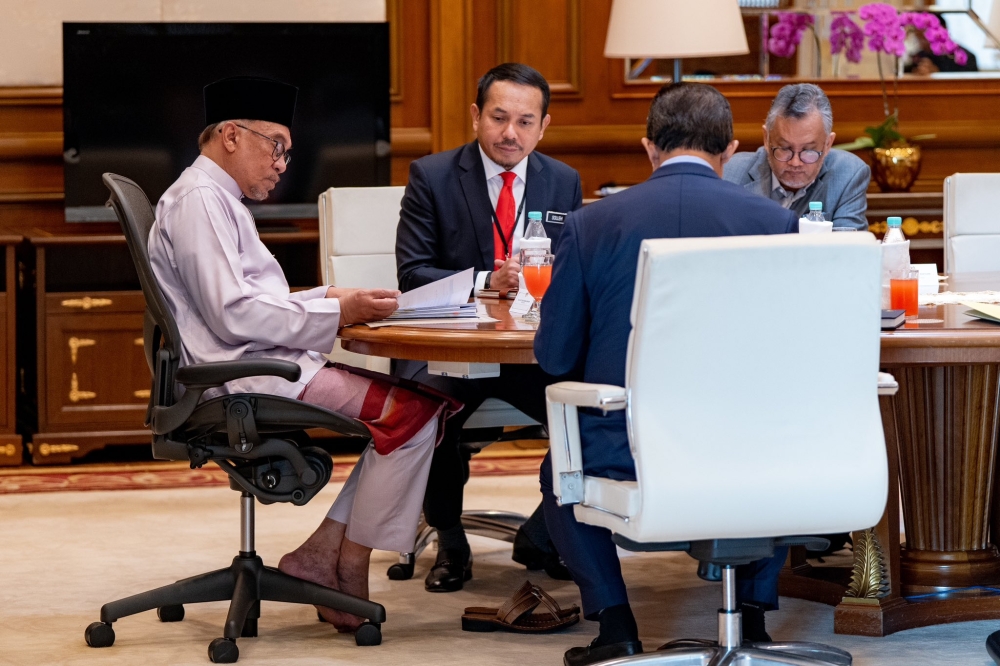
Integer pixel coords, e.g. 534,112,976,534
494,171,517,262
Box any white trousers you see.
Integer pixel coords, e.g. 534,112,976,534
326,416,437,553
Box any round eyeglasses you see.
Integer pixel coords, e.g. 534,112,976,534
233,123,292,165
770,146,823,164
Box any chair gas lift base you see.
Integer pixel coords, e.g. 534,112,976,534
85,491,386,663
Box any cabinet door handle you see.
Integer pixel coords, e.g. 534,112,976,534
134,389,151,399
68,373,96,402
68,337,96,364
134,337,144,346
61,297,113,310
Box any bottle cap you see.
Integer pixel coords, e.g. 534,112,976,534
887,216,902,227
527,211,542,221
809,201,823,211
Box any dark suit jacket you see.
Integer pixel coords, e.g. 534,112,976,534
534,161,799,479
396,141,583,292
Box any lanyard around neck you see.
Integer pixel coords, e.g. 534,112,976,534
491,192,526,260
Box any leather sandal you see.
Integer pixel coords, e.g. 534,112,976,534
461,581,580,633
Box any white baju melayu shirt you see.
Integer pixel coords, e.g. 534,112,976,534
148,155,339,399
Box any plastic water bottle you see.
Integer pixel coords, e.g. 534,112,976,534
882,216,906,245
806,201,826,222
881,216,910,308
520,211,550,264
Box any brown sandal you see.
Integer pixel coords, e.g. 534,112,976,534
461,581,580,633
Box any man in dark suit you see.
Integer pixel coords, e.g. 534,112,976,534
535,83,798,666
396,63,583,592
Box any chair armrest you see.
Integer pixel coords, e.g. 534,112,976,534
545,382,628,410
878,372,898,396
545,381,626,506
175,359,301,388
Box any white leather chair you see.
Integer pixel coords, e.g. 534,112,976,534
547,234,891,665
944,173,1000,274
319,186,541,577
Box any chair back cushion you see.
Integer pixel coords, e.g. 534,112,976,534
318,186,404,289
623,233,888,542
103,173,181,372
945,173,1000,273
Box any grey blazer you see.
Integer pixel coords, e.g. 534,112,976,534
723,147,870,230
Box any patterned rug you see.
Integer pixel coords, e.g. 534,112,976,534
0,454,544,495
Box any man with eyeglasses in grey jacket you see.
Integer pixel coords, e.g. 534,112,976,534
724,83,870,230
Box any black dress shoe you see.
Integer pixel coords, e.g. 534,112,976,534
424,548,472,593
512,530,573,580
563,640,642,666
740,602,772,643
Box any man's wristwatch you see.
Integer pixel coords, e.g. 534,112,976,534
484,272,492,289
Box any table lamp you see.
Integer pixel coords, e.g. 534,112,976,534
604,0,750,83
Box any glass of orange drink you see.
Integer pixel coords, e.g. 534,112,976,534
521,253,554,323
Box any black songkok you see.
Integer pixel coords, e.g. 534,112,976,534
203,77,298,128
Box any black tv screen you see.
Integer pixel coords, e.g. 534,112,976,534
63,22,390,222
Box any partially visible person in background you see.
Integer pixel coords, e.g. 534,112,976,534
906,14,979,74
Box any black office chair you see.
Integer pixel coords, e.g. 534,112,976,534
84,173,385,663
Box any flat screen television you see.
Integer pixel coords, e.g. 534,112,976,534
63,22,390,222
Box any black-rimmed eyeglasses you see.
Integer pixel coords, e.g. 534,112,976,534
770,146,823,165
233,123,292,165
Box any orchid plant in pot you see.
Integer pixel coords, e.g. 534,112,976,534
830,4,968,191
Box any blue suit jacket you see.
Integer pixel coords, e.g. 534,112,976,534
534,161,799,480
396,141,583,292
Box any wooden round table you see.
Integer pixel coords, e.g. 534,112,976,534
342,279,1000,637
339,298,537,364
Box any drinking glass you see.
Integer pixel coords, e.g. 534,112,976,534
890,267,919,318
521,253,554,323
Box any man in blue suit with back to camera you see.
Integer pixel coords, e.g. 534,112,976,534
535,83,798,666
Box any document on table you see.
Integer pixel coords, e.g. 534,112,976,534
962,302,1000,324
386,268,477,321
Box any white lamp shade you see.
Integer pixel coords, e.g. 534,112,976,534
604,0,749,59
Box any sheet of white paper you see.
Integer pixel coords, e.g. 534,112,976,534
798,219,833,234
509,288,535,317
365,316,499,328
396,268,474,310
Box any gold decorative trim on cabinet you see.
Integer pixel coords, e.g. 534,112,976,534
134,389,150,399
134,337,143,346
0,443,16,457
38,443,79,457
68,337,96,364
68,373,96,402
61,297,112,310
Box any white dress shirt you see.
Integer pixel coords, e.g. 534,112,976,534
475,144,529,292
148,155,339,399
659,155,715,170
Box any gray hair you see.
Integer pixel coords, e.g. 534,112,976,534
765,83,833,135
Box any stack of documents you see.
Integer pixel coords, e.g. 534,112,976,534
363,268,498,327
384,268,477,321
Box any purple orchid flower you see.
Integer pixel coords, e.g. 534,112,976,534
767,12,814,59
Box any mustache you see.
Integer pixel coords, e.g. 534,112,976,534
495,140,522,150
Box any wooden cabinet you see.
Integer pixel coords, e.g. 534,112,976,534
0,235,23,466
26,229,319,464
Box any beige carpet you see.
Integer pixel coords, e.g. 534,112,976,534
0,475,993,666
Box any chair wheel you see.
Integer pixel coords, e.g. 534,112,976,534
208,637,239,663
387,561,415,580
355,622,382,646
85,621,115,648
157,604,185,622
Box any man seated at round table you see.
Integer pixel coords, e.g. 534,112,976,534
724,83,870,230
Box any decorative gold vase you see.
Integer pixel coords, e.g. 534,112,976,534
871,143,922,193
